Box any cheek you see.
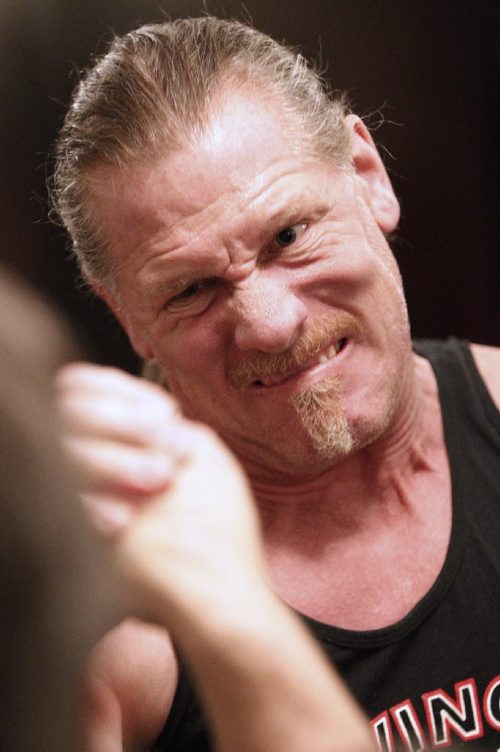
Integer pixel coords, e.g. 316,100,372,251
322,218,406,323
371,248,408,326
306,214,384,283
298,243,377,307
355,209,406,303
148,319,226,395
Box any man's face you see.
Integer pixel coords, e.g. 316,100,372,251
89,95,411,478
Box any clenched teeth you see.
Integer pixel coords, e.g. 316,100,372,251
318,339,344,364
256,338,346,387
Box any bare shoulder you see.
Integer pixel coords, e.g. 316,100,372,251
470,343,500,410
83,618,178,750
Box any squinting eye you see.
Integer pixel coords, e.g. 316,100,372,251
164,278,217,313
274,223,307,247
174,282,203,301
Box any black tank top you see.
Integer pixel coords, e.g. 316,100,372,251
153,339,500,751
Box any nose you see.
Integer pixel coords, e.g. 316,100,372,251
230,271,307,352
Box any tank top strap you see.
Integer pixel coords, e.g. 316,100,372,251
414,337,499,436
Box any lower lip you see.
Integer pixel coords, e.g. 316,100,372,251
250,338,349,393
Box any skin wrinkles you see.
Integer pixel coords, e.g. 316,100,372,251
92,92,344,314
259,378,451,629
83,96,457,629
153,177,369,341
139,169,334,323
91,160,325,325
228,312,359,388
256,356,450,584
88,99,418,490
256,355,441,501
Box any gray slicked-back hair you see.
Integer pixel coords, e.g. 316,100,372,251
51,16,350,287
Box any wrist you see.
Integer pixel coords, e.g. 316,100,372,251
160,575,284,651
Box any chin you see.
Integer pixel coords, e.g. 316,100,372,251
290,374,398,464
290,377,354,459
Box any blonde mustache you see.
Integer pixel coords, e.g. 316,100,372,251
228,312,358,388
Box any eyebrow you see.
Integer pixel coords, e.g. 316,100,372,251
137,177,332,303
250,178,333,236
141,272,195,305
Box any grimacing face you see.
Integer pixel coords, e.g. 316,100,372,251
89,96,412,479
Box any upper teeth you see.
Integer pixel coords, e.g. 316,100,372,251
318,340,343,364
258,339,344,386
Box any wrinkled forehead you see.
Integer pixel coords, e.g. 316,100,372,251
84,93,324,251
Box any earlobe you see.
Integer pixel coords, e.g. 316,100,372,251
345,114,400,233
90,280,154,360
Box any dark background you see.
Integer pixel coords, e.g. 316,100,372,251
1,0,498,373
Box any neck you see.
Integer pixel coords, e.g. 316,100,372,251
237,354,452,629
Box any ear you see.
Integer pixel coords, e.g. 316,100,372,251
345,114,400,233
91,281,154,360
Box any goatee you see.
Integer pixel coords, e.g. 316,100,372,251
290,376,355,458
